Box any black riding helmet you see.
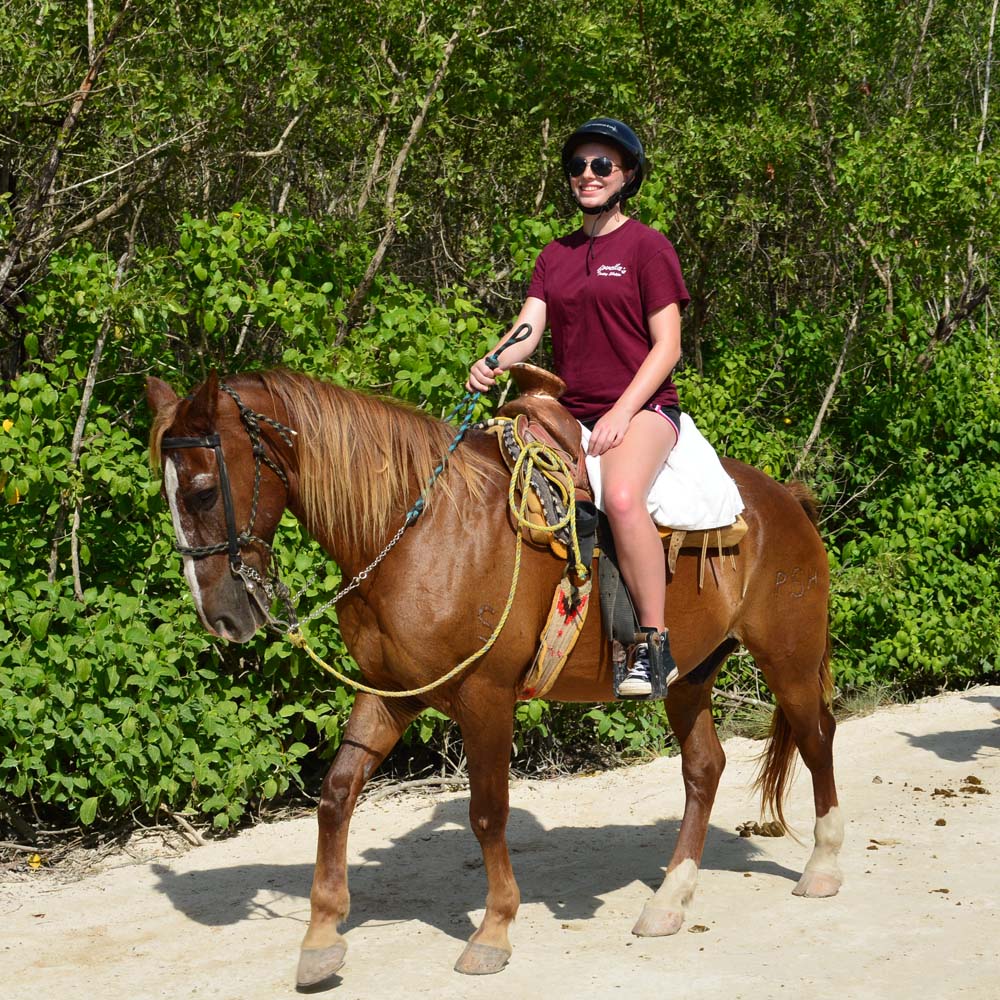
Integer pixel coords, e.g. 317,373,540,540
561,117,646,213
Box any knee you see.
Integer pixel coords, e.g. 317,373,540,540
602,481,645,521
683,745,726,790
319,773,352,819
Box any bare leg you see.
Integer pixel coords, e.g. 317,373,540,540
297,693,418,988
454,705,520,975
600,410,677,630
633,679,725,936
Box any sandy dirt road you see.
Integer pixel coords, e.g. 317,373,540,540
2,687,998,1000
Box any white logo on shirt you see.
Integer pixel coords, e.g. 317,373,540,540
596,263,627,277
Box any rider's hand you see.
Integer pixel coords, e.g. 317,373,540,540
466,356,500,393
587,406,632,456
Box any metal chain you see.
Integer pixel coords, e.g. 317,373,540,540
291,520,410,629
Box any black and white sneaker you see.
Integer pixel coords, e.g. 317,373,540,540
619,641,653,697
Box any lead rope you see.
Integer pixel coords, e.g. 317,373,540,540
286,427,589,697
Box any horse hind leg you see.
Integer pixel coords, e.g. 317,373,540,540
297,693,418,989
633,652,731,937
453,703,520,975
754,636,843,898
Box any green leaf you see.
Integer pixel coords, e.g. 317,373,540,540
79,797,99,826
28,612,51,641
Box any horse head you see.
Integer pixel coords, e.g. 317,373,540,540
146,371,295,642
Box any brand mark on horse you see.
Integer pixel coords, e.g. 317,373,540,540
775,566,819,598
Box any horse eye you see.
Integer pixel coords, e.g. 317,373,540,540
185,486,218,513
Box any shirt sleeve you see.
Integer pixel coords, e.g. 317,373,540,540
639,241,690,315
525,246,548,302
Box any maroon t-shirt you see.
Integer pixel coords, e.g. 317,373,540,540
526,218,689,423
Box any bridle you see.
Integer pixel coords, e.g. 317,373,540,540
160,383,297,621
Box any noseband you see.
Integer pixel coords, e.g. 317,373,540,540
160,383,296,604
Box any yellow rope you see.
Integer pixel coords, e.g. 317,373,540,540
504,432,589,580
287,419,587,699
287,496,527,699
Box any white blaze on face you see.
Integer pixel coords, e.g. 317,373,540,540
164,458,209,624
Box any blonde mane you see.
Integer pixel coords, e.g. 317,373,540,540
261,370,494,553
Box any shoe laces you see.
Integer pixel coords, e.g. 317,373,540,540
629,642,651,678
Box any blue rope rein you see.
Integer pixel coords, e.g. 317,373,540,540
403,322,533,526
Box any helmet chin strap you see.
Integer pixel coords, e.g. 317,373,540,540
576,189,622,215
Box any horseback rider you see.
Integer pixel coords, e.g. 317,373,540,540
468,117,690,697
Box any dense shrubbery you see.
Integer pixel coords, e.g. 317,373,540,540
2,2,997,833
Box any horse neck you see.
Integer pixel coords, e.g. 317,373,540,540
263,372,449,573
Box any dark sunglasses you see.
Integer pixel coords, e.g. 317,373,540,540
567,155,621,178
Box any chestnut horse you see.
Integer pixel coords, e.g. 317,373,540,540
146,368,842,989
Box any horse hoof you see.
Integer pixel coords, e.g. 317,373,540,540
454,942,511,975
632,905,684,937
296,942,347,989
792,870,842,898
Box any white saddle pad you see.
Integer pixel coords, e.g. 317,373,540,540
580,412,745,532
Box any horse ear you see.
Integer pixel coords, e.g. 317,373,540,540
146,376,178,418
187,370,220,433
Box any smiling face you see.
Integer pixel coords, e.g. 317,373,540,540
567,140,634,212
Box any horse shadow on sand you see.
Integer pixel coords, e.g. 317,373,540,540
151,799,800,939
899,692,1000,764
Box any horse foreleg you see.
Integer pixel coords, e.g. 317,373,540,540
633,680,724,937
453,706,519,976
297,693,417,989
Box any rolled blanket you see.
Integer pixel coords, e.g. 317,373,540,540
580,413,745,532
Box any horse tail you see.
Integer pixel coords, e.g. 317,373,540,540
754,478,833,833
783,479,820,528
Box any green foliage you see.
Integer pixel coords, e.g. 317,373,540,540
2,0,998,835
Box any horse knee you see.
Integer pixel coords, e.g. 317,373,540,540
317,775,353,825
470,804,509,841
682,744,726,795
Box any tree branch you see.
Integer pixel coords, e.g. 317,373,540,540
243,112,304,159
903,0,936,111
0,1,135,300
51,124,205,195
533,117,551,213
791,294,865,479
48,203,143,591
352,91,401,219
979,0,999,158
337,16,476,344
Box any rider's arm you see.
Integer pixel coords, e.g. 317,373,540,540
466,297,546,392
585,302,682,456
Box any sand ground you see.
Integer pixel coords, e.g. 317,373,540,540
2,686,998,1000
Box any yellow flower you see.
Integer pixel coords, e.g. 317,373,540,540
1,419,12,432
